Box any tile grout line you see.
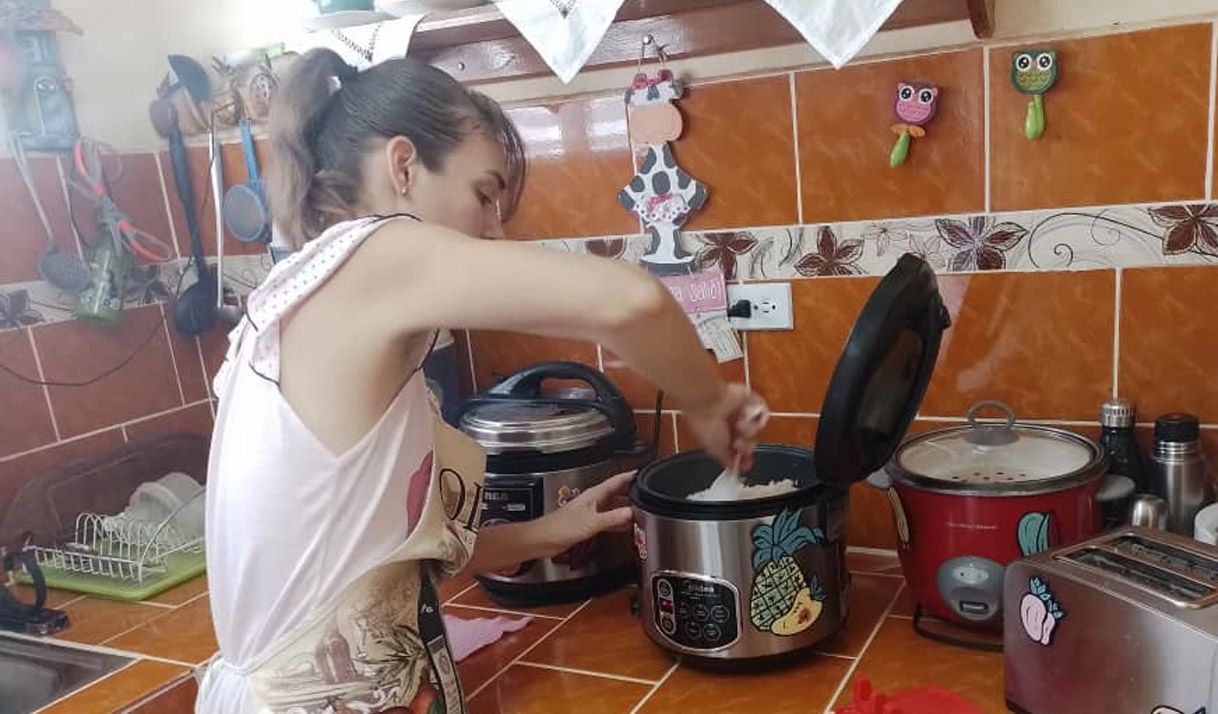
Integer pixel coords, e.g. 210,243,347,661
3,628,197,671
1208,21,1218,201
193,337,216,420
596,343,605,372
821,583,905,714
789,72,804,224
1112,268,1122,399
30,657,142,714
119,671,194,713
442,582,478,606
627,661,679,714
982,44,992,213
670,412,680,452
26,328,62,441
445,602,566,621
153,152,183,259
465,598,593,702
97,589,212,649
159,303,188,406
512,660,661,686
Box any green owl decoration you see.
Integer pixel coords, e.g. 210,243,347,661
1011,49,1058,140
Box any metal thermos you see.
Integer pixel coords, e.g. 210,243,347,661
1149,413,1211,536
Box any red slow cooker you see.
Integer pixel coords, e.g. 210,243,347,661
874,402,1109,631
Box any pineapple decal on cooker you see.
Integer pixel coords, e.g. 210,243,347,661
749,509,826,636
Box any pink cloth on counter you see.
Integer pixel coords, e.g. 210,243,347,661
443,613,532,662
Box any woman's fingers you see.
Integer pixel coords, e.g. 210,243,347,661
588,471,636,502
597,505,634,532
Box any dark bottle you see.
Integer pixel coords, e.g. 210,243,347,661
1098,399,1145,528
1099,399,1146,488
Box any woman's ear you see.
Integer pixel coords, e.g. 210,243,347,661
384,136,420,197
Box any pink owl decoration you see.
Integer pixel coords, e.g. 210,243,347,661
894,82,939,126
890,82,941,167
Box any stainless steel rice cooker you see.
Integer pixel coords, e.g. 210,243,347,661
630,255,950,666
459,362,644,606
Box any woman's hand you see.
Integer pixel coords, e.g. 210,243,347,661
460,473,636,577
535,472,635,558
681,383,769,471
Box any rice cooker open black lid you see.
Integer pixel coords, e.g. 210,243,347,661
811,253,951,489
458,362,640,471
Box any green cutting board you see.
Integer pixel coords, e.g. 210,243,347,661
17,551,206,602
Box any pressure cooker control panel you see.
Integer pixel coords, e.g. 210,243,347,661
652,572,740,651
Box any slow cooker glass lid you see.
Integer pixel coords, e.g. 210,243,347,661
896,425,1096,486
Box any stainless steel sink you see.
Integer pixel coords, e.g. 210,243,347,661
0,635,133,714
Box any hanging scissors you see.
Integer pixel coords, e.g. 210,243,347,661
71,139,176,264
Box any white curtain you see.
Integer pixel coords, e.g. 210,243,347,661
493,0,627,83
763,0,904,68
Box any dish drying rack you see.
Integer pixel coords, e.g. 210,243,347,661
18,491,206,601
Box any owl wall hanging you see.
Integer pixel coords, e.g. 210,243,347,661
890,82,940,167
1011,49,1058,140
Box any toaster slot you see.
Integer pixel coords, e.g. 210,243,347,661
1109,534,1218,587
1062,547,1218,606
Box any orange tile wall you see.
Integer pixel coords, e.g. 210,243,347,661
488,22,1218,549
3,23,1218,552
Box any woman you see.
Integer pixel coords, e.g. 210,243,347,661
197,48,767,713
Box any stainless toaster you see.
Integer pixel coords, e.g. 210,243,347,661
1004,527,1218,714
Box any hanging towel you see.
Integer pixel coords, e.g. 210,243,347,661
287,13,429,70
493,0,626,83
764,0,904,69
442,613,533,661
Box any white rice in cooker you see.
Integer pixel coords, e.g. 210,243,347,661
688,478,798,502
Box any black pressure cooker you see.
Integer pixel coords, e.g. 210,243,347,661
630,255,951,667
459,363,645,606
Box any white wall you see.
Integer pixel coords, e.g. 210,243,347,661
42,0,314,150
21,0,1218,151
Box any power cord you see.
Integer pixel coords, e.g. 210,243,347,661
0,314,167,388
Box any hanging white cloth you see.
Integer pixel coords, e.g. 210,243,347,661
493,0,627,83
764,0,904,68
287,13,429,70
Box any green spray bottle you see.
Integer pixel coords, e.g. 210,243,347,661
75,214,129,326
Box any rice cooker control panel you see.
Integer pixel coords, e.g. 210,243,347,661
652,573,739,651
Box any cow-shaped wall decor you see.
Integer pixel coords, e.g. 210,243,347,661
618,70,707,275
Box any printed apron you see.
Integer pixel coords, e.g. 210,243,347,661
233,414,484,714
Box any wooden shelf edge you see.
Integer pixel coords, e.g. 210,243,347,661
407,0,975,84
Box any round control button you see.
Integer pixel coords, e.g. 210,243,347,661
704,624,722,641
683,621,701,641
657,579,673,599
660,613,676,635
710,605,729,623
693,604,710,621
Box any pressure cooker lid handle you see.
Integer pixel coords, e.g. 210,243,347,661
964,401,1019,446
485,361,636,439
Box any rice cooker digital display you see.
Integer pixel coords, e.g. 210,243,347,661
652,573,739,651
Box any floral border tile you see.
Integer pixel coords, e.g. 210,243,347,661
5,202,1216,333
538,201,1218,280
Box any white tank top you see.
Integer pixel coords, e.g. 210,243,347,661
201,216,480,712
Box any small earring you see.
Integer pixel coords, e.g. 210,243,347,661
399,186,408,196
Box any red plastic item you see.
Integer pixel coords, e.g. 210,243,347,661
835,677,986,714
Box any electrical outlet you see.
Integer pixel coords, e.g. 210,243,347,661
727,283,794,331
